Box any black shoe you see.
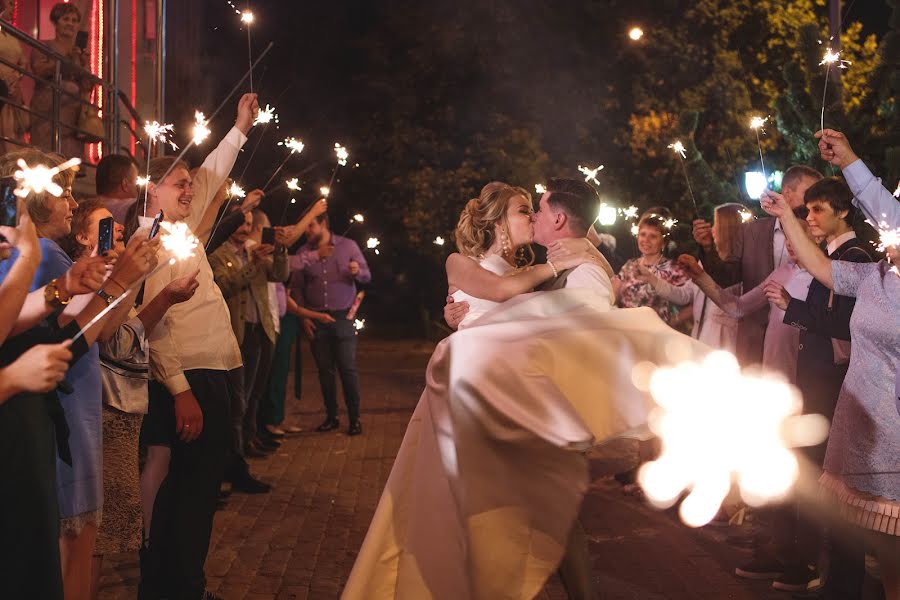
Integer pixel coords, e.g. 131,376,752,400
348,421,362,436
230,471,272,494
772,566,817,592
735,556,784,580
316,417,340,432
243,441,268,457
254,435,281,450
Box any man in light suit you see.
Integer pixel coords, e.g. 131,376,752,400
691,165,823,367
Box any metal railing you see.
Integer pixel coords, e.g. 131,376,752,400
0,18,146,164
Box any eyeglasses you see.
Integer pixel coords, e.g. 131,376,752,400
165,180,194,192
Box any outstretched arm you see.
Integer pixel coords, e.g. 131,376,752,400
760,191,833,289
446,254,556,302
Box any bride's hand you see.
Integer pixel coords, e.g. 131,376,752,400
547,238,614,278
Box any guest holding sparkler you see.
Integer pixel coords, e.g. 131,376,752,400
209,204,287,488
635,203,744,352
761,189,899,600
136,93,257,600
613,210,690,325
293,212,371,436
0,149,157,599
693,166,822,367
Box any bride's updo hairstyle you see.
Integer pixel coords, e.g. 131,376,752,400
455,181,533,264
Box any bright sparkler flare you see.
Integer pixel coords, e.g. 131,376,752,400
352,214,365,223
819,47,851,69
749,115,769,131
740,210,754,223
353,319,365,331
628,27,644,41
578,164,604,186
254,104,277,126
279,137,305,154
136,176,149,187
158,221,199,262
334,143,349,166
286,178,302,191
319,186,331,197
668,141,687,159
434,236,445,246
597,203,618,226
144,121,178,151
240,10,254,24
630,223,639,237
535,183,546,195
366,237,380,249
621,205,639,219
875,220,900,253
637,351,829,527
191,111,211,146
228,182,246,199
13,157,82,199
663,218,678,230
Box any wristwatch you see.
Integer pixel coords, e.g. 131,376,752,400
96,288,117,305
44,278,70,307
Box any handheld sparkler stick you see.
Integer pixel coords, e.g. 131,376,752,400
819,45,851,135
153,42,275,189
261,137,304,192
668,141,699,217
749,116,769,182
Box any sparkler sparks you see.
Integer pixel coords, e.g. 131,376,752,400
597,203,618,226
286,178,302,191
749,115,769,131
637,351,829,527
13,157,82,199
663,218,678,230
334,143,349,166
620,205,639,219
366,237,380,249
434,236,445,246
136,176,149,187
278,137,305,154
668,140,686,159
628,27,644,41
352,214,365,223
630,223,639,237
240,10,254,24
740,210,754,223
577,164,604,186
228,182,246,199
191,111,211,146
319,186,331,197
750,115,769,180
254,104,277,126
819,42,851,134
144,121,178,151
158,221,199,262
535,183,546,195
353,319,366,331
875,220,900,253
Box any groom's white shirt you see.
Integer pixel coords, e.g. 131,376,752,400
552,263,615,311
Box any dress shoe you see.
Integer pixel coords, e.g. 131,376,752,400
348,421,363,436
264,425,286,437
282,424,302,434
244,442,269,458
316,417,340,432
230,471,271,494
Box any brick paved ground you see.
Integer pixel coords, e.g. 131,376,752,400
99,338,880,600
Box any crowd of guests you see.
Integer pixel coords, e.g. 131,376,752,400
602,133,898,599
0,2,99,158
0,92,371,600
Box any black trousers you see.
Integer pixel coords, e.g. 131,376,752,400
309,310,361,423
139,369,233,600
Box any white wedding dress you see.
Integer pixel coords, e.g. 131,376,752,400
343,257,711,600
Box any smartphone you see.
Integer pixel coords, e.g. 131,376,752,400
261,226,275,246
148,210,163,240
0,176,16,227
97,216,113,254
75,30,88,51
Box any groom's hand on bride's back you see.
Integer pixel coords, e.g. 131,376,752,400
444,295,469,331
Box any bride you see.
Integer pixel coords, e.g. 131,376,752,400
342,182,709,600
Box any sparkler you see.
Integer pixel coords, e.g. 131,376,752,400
740,209,754,223
261,137,306,192
663,217,678,230
630,223,639,237
353,319,365,331
352,214,364,223
535,183,546,195
327,143,350,193
366,237,379,249
254,104,277,126
749,115,769,182
434,236,445,246
875,220,900,253
341,214,365,237
668,140,699,216
628,27,644,41
620,205,639,220
136,176,149,187
596,203,617,226
71,223,199,344
140,121,177,216
13,157,81,199
319,186,331,197
191,111,211,146
228,182,246,199
637,351,829,527
819,42,851,134
241,7,255,93
286,178,302,191
578,164,604,186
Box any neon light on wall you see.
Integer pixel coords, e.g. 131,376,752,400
131,0,137,156
88,0,103,162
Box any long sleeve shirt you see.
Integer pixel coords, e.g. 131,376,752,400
290,234,371,311
842,159,900,229
142,126,247,396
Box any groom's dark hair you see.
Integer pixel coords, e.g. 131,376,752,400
545,178,599,236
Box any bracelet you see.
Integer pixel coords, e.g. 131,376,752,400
547,259,558,278
105,276,128,294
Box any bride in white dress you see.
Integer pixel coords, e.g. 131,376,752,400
343,182,710,600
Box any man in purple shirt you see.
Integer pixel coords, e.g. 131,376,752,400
290,213,371,435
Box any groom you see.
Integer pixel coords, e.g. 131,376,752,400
444,177,612,600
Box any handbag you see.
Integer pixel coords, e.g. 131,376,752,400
76,104,104,142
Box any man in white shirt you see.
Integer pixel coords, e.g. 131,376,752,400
138,93,258,600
